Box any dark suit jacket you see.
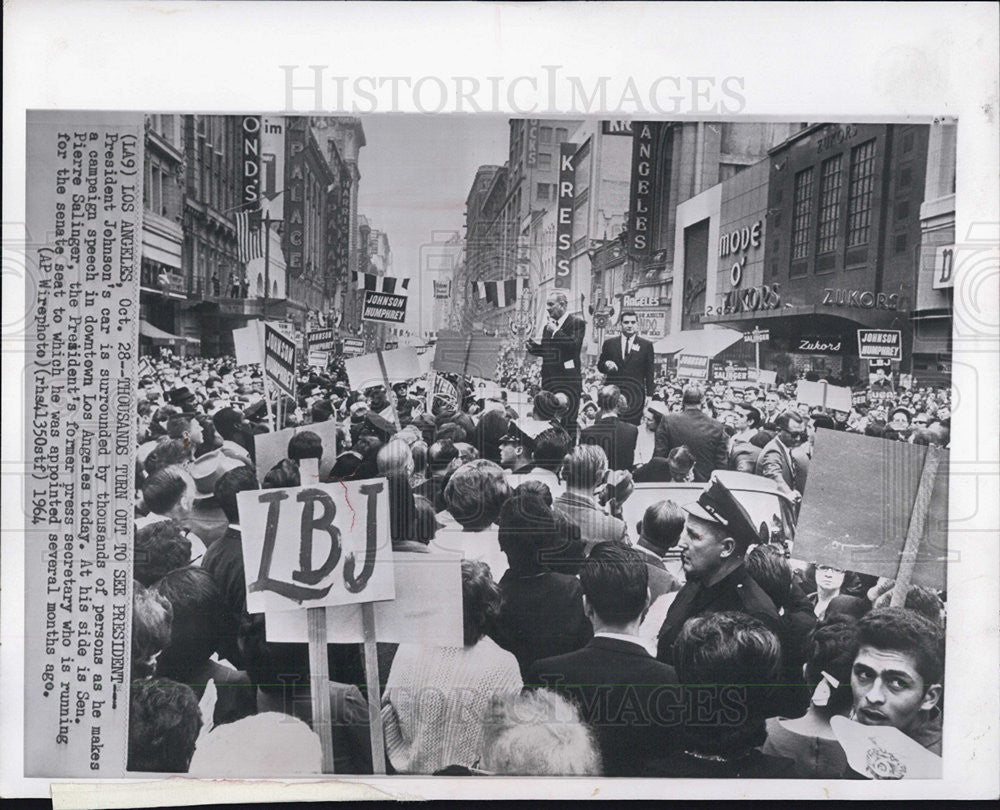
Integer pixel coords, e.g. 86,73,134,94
755,438,803,493
652,408,728,482
580,415,638,471
553,490,628,552
493,570,593,677
597,334,655,422
656,562,781,662
527,637,680,776
728,439,761,474
526,313,586,391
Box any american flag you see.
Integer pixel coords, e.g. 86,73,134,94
475,277,528,308
235,210,263,264
352,271,410,294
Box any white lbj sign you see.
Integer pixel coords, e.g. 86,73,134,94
237,479,394,614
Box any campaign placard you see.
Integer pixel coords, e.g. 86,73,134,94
793,430,948,589
857,329,902,360
676,353,710,379
361,290,408,323
265,551,463,646
343,337,365,356
237,479,395,614
306,328,337,353
343,347,421,391
307,349,329,369
432,330,506,379
264,324,296,398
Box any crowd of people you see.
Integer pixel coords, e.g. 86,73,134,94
127,345,949,778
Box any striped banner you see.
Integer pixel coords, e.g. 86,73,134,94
235,210,263,264
432,374,459,405
474,277,528,308
352,271,410,294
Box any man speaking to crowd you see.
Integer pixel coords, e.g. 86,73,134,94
597,311,655,425
526,290,587,431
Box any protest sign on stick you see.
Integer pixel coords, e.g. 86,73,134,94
796,380,853,413
238,478,395,774
432,330,506,380
793,430,949,591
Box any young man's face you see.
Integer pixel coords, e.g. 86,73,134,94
499,440,522,468
851,646,941,734
620,315,639,337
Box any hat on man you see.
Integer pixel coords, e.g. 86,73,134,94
361,411,397,442
168,386,198,412
682,474,767,550
189,450,247,500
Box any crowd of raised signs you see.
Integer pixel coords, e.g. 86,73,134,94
128,349,949,778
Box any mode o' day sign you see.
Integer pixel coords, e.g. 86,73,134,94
237,479,394,614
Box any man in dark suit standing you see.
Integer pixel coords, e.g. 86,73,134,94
580,385,638,470
597,311,655,425
653,384,728,482
755,410,808,499
527,543,680,776
526,290,587,432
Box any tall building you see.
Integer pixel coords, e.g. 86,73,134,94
179,114,246,357
138,114,189,354
622,121,803,324
311,116,366,334
668,122,947,384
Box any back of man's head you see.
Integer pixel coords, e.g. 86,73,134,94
533,426,572,472
682,385,704,407
128,677,202,773
134,519,192,586
287,430,323,461
638,499,685,553
142,467,190,516
745,544,791,611
214,465,259,524
579,542,649,626
561,444,608,491
597,385,621,413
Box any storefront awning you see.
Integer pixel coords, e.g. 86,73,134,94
139,320,188,344
652,327,745,357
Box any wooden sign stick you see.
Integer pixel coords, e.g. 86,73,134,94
375,350,402,431
300,457,320,486
361,602,387,774
307,606,336,773
890,447,942,607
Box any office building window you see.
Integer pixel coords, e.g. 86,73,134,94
816,155,842,254
556,127,568,143
536,183,550,201
540,126,553,143
847,138,876,246
791,167,814,261
537,152,552,170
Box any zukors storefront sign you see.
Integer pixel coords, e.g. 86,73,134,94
821,288,900,310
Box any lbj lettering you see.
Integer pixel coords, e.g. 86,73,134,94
251,482,383,603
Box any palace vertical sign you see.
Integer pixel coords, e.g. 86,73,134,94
241,116,261,206
555,142,577,290
628,122,657,258
284,117,306,278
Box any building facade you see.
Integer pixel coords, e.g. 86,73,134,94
675,122,944,384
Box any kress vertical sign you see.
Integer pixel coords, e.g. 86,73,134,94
555,141,577,290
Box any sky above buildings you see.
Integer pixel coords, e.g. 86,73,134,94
356,114,510,333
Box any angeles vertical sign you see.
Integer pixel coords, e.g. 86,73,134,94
628,122,656,259
555,142,578,290
241,116,261,207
